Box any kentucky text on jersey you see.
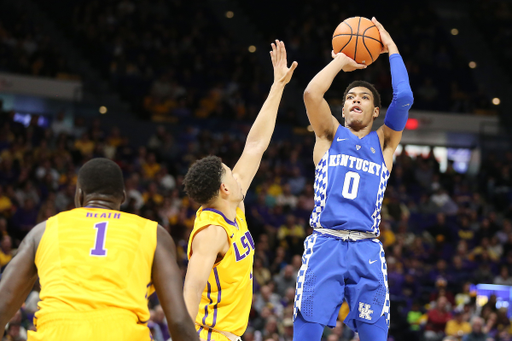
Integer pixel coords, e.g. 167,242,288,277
328,153,381,176
310,126,390,235
86,212,121,219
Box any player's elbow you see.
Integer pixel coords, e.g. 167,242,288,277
303,88,323,102
393,90,414,107
243,141,266,157
168,317,198,341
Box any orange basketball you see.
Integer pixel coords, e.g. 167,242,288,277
332,16,383,66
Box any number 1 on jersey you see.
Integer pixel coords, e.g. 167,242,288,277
90,222,108,257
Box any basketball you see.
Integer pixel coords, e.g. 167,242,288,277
332,16,383,66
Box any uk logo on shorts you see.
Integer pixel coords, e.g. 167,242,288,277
358,302,373,320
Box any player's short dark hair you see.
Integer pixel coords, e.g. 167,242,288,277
183,155,225,205
343,80,381,108
77,158,124,199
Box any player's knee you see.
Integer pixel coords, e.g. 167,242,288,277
355,315,388,341
293,311,324,341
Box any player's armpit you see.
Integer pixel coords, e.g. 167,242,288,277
183,225,228,320
152,225,199,341
0,221,45,335
303,92,339,141
378,124,403,150
376,125,402,172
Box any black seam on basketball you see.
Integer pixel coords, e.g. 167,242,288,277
362,37,374,63
343,21,353,35
354,17,362,61
335,35,353,54
362,25,377,62
334,20,353,53
333,34,381,44
362,25,384,46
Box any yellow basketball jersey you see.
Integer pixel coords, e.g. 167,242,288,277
34,207,157,326
188,207,254,337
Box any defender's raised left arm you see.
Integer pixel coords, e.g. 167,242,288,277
233,40,297,196
374,18,414,155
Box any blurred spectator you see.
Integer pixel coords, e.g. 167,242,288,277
151,305,169,341
276,184,298,210
0,234,13,267
277,215,305,256
24,281,41,316
462,317,488,341
493,266,512,285
0,186,13,214
254,285,283,318
445,310,471,339
11,198,38,241
74,133,95,157
51,112,72,136
273,265,296,297
407,301,425,339
425,296,452,341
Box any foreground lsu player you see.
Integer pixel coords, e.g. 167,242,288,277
0,158,198,341
183,41,297,341
293,18,413,341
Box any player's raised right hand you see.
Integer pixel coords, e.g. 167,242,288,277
331,51,367,72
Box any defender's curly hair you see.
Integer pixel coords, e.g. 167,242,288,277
343,80,381,108
183,155,225,205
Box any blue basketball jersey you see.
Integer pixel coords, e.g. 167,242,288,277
310,126,390,235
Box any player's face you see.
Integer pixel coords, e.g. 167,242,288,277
221,164,244,203
342,87,379,129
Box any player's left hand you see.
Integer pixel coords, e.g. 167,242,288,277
372,17,397,54
271,40,298,85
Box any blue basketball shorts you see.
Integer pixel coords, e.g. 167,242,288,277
293,231,390,332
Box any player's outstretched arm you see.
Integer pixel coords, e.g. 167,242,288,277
152,226,199,341
304,52,366,141
183,225,228,322
232,40,297,196
373,17,414,170
0,222,44,335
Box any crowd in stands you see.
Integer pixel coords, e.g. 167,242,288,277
65,0,269,122
0,8,71,79
1,100,512,340
1,0,502,120
470,0,512,83
232,0,492,115
1,1,512,340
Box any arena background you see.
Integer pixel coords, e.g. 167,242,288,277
1,0,512,340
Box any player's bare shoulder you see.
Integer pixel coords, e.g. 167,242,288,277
313,116,340,165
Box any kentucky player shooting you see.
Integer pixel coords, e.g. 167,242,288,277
293,18,414,341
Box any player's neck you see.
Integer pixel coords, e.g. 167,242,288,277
82,198,121,211
346,123,372,139
205,199,238,222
